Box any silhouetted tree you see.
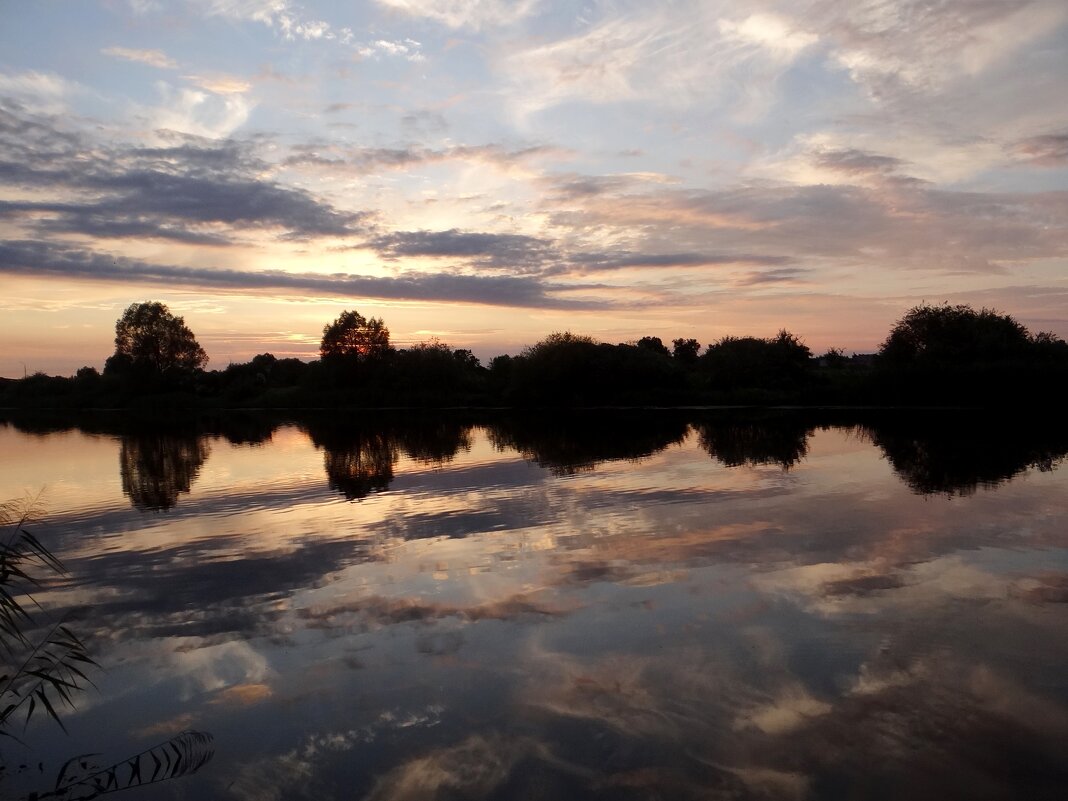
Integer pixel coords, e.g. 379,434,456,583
320,310,391,362
636,336,670,357
488,354,515,398
819,348,848,368
1030,330,1068,361
879,303,1030,368
390,341,485,403
509,332,681,405
105,302,207,378
672,338,701,366
702,330,812,390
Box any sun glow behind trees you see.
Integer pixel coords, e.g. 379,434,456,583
1,301,1066,409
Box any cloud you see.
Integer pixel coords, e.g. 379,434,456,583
184,74,254,95
538,169,1068,275
0,70,82,114
364,735,539,801
503,4,817,120
352,38,426,63
0,165,359,242
193,1,426,61
820,0,1068,97
1012,131,1068,167
281,142,560,175
400,109,448,133
811,148,906,176
102,46,178,69
0,239,607,309
372,229,554,272
733,267,810,286
0,106,359,242
367,227,794,280
570,251,791,272
197,0,333,41
374,0,540,30
146,81,253,138
718,12,817,57
297,591,567,629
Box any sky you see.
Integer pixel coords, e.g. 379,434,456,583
1,0,1068,376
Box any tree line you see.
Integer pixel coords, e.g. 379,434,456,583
2,301,1067,409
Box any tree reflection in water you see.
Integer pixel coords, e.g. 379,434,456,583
6,409,1068,505
119,432,211,511
321,434,397,501
692,415,812,469
394,419,473,466
304,421,398,501
859,415,1068,496
488,412,690,475
305,417,477,500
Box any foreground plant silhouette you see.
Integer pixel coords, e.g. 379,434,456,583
0,498,214,799
0,495,95,738
25,730,215,801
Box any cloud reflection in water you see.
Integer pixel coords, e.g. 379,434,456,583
1,411,1067,799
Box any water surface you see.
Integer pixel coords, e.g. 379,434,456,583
2,411,1067,800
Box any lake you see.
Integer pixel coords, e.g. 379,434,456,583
2,410,1067,800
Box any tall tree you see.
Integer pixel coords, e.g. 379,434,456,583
320,310,391,361
107,301,207,377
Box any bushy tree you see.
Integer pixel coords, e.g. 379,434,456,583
391,341,485,401
672,338,701,365
702,330,812,390
106,301,207,377
879,303,1030,367
320,310,390,361
510,332,681,405
636,336,670,357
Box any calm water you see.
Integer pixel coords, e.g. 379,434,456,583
2,411,1067,800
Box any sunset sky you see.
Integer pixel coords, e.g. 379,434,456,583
2,0,1068,376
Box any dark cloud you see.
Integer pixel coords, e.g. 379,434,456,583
547,173,642,199
734,267,810,286
545,176,1068,273
0,239,605,309
821,573,907,597
372,228,554,271
370,228,790,279
0,104,363,242
1010,572,1068,604
1012,131,1068,166
812,147,906,175
282,143,558,174
571,251,791,271
297,591,565,629
400,109,448,133
0,200,233,245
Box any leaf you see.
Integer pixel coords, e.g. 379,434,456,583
54,752,101,790
36,687,67,733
